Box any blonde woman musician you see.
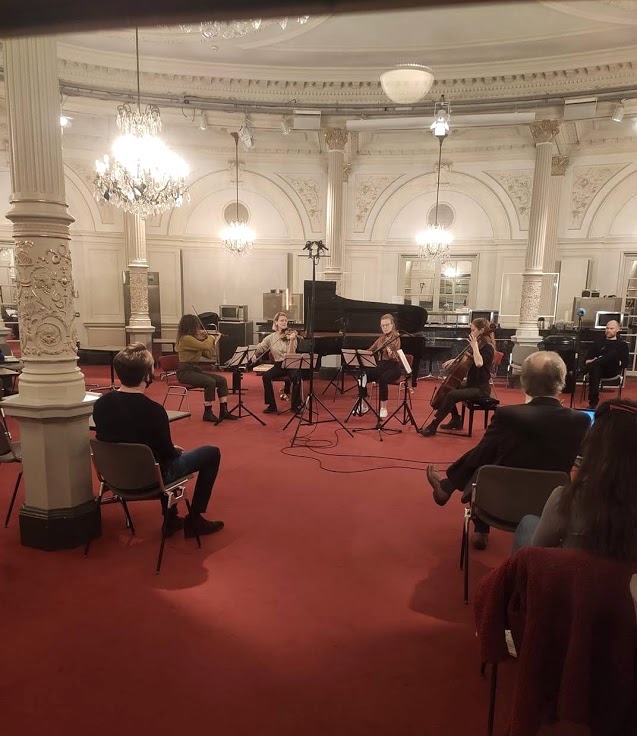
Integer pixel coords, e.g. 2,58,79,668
358,313,402,419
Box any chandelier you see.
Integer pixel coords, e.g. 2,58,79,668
380,64,434,105
180,16,310,41
416,97,453,262
221,132,255,256
94,29,189,219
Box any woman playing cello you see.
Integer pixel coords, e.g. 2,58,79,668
419,317,496,437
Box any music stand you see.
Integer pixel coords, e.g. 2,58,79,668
343,349,379,423
224,346,265,425
379,349,419,430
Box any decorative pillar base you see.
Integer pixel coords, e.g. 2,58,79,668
2,394,99,550
125,325,154,351
0,325,14,354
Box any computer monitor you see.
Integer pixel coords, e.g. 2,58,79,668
594,311,623,329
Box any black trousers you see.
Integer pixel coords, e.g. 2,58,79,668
262,362,302,408
584,358,621,402
362,360,402,401
432,386,489,427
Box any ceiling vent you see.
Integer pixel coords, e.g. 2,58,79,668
293,110,322,130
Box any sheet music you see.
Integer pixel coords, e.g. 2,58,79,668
397,349,412,375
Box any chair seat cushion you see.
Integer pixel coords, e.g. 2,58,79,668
465,397,500,408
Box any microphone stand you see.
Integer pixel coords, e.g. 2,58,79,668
570,314,584,408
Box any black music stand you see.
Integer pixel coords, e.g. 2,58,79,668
321,316,358,399
286,240,353,447
225,346,265,426
379,349,419,430
343,349,379,423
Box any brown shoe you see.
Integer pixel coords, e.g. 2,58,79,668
426,465,452,507
472,532,489,550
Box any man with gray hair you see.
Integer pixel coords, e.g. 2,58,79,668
425,351,590,549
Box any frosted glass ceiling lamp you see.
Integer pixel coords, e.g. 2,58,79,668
221,132,255,256
380,64,434,105
611,100,626,123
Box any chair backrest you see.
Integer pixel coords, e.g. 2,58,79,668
492,351,505,368
473,465,570,525
159,353,179,374
90,439,160,494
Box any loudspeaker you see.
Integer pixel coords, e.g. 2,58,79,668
219,321,254,364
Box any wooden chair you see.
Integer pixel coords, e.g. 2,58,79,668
460,465,569,603
84,439,199,574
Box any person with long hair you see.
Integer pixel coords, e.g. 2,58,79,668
175,314,238,423
356,313,402,419
419,317,497,437
513,398,637,559
251,312,303,414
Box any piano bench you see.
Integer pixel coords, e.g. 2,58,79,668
461,397,500,438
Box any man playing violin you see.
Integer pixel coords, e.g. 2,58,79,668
419,317,496,437
251,312,303,414
175,314,238,424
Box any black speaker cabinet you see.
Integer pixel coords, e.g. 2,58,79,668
219,321,254,364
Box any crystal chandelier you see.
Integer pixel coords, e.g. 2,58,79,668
416,97,453,262
180,16,310,41
94,29,189,219
221,132,255,256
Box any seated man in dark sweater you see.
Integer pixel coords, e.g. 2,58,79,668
92,343,224,538
583,319,629,409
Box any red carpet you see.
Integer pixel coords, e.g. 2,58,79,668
1,367,628,735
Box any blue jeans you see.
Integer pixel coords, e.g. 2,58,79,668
163,445,221,515
512,514,541,554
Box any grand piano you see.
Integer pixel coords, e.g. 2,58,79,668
297,281,428,386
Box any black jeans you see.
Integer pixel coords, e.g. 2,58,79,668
162,445,221,515
262,362,302,408
363,360,402,402
584,358,620,402
433,386,489,427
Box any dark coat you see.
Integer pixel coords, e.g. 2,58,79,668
446,397,590,494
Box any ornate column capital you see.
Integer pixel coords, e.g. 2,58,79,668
530,120,560,145
343,163,352,183
323,127,348,152
551,155,569,177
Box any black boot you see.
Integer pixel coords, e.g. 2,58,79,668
202,406,219,423
219,403,238,421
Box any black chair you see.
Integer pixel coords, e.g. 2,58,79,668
461,396,500,437
460,465,569,604
0,416,22,527
85,439,200,574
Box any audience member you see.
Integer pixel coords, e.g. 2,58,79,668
513,398,637,558
425,351,590,549
93,343,224,539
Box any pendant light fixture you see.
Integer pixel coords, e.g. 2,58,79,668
221,132,255,256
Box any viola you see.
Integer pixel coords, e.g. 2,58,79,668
430,346,474,410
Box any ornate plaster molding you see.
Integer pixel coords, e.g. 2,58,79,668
279,175,323,232
324,128,348,152
531,120,560,145
569,163,627,229
551,155,569,176
486,170,534,231
354,175,400,233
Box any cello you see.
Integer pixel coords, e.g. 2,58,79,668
430,345,474,410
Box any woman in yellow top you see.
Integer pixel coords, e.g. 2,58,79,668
175,314,238,423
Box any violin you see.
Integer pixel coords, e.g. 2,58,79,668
430,345,474,410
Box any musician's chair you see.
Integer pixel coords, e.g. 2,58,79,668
461,396,500,438
579,367,625,403
489,351,505,399
158,354,203,413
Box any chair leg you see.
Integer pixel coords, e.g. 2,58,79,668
4,469,23,527
120,499,135,535
460,508,469,569
463,517,471,604
84,492,103,557
156,512,169,575
468,407,474,438
184,498,201,549
487,663,498,736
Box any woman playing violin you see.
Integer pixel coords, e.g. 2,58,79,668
251,312,303,414
175,314,238,424
358,313,402,418
419,317,496,437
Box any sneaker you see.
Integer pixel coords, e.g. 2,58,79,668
379,407,388,418
163,512,185,538
263,405,278,414
472,532,489,550
184,515,225,538
280,392,289,401
441,417,463,430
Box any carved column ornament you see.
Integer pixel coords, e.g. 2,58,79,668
530,120,560,145
551,156,569,177
323,128,349,152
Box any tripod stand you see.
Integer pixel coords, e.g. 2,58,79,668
225,347,266,426
380,366,419,431
285,240,353,446
569,313,584,409
343,350,379,423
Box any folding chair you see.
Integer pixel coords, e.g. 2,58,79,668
84,439,199,574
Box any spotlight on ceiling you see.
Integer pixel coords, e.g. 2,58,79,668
199,110,208,131
611,100,626,123
238,117,255,149
280,119,291,136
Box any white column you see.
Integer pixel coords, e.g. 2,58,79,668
540,156,568,317
124,213,154,349
515,120,560,343
323,128,348,294
2,36,98,550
